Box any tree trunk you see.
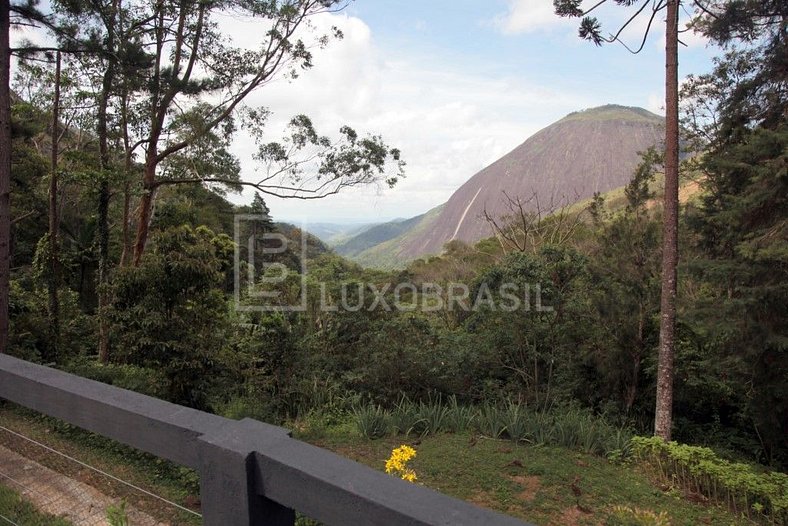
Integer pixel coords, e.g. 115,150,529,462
47,51,61,359
97,180,110,362
132,156,156,266
97,4,118,363
119,181,131,266
654,0,680,441
0,0,11,354
119,87,132,267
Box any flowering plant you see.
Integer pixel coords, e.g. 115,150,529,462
385,445,417,482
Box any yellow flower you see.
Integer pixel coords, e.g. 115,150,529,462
385,445,418,483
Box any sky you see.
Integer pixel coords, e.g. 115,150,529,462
14,0,722,224
219,0,721,224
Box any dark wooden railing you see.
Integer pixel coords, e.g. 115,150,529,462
0,354,534,525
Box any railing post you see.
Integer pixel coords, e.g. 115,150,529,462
198,419,295,525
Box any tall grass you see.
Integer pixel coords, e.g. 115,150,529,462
352,397,633,459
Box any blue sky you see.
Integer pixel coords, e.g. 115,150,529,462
13,0,722,224
234,0,720,224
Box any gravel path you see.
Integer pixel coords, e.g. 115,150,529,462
0,444,167,525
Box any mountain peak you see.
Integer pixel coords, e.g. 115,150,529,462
339,103,666,267
560,104,663,124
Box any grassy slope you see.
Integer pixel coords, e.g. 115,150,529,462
352,172,703,270
334,214,427,257
351,203,445,269
1,404,748,526
295,423,748,526
0,484,73,526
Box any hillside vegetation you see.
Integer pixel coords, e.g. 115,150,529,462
1,1,786,524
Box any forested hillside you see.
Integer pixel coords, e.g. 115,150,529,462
0,0,786,524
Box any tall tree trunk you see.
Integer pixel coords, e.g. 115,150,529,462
119,86,132,267
132,157,156,266
0,0,10,354
96,2,118,362
119,181,131,266
97,181,110,362
47,51,61,359
655,0,680,441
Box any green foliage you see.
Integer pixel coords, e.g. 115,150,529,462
106,500,129,526
464,245,590,406
579,150,663,418
353,398,632,459
62,357,167,398
607,506,670,526
8,278,95,362
685,125,788,465
353,404,391,439
631,436,788,524
108,225,234,408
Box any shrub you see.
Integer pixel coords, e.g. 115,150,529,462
444,396,476,434
476,404,507,439
607,505,670,526
63,358,167,399
631,436,788,524
353,404,391,439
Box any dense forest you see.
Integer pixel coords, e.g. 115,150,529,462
0,0,785,518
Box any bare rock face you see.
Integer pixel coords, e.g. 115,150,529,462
399,105,664,258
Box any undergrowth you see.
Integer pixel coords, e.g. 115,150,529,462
352,396,634,459
632,436,788,525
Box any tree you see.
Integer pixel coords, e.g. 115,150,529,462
108,224,235,408
585,149,662,415
681,1,787,464
2,0,101,356
1,0,52,354
115,0,404,264
0,0,11,354
554,0,681,440
483,191,584,254
43,50,62,355
251,192,275,231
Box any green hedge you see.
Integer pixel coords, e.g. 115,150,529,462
631,436,788,524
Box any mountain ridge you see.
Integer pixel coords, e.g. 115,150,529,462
335,104,666,267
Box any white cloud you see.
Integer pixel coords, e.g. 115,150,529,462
493,0,572,35
217,12,592,222
647,93,664,115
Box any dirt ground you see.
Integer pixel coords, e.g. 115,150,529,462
0,444,167,525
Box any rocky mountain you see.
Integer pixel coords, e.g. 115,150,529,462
340,104,665,267
400,105,664,258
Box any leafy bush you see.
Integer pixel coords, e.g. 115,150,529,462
215,395,280,424
106,500,129,526
63,358,167,398
415,395,451,436
354,398,632,460
390,396,423,436
631,436,788,524
607,505,670,526
108,225,234,409
476,404,507,439
500,400,529,442
353,404,391,439
444,396,476,433
9,279,95,362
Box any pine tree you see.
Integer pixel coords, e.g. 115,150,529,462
554,0,681,440
683,0,787,464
